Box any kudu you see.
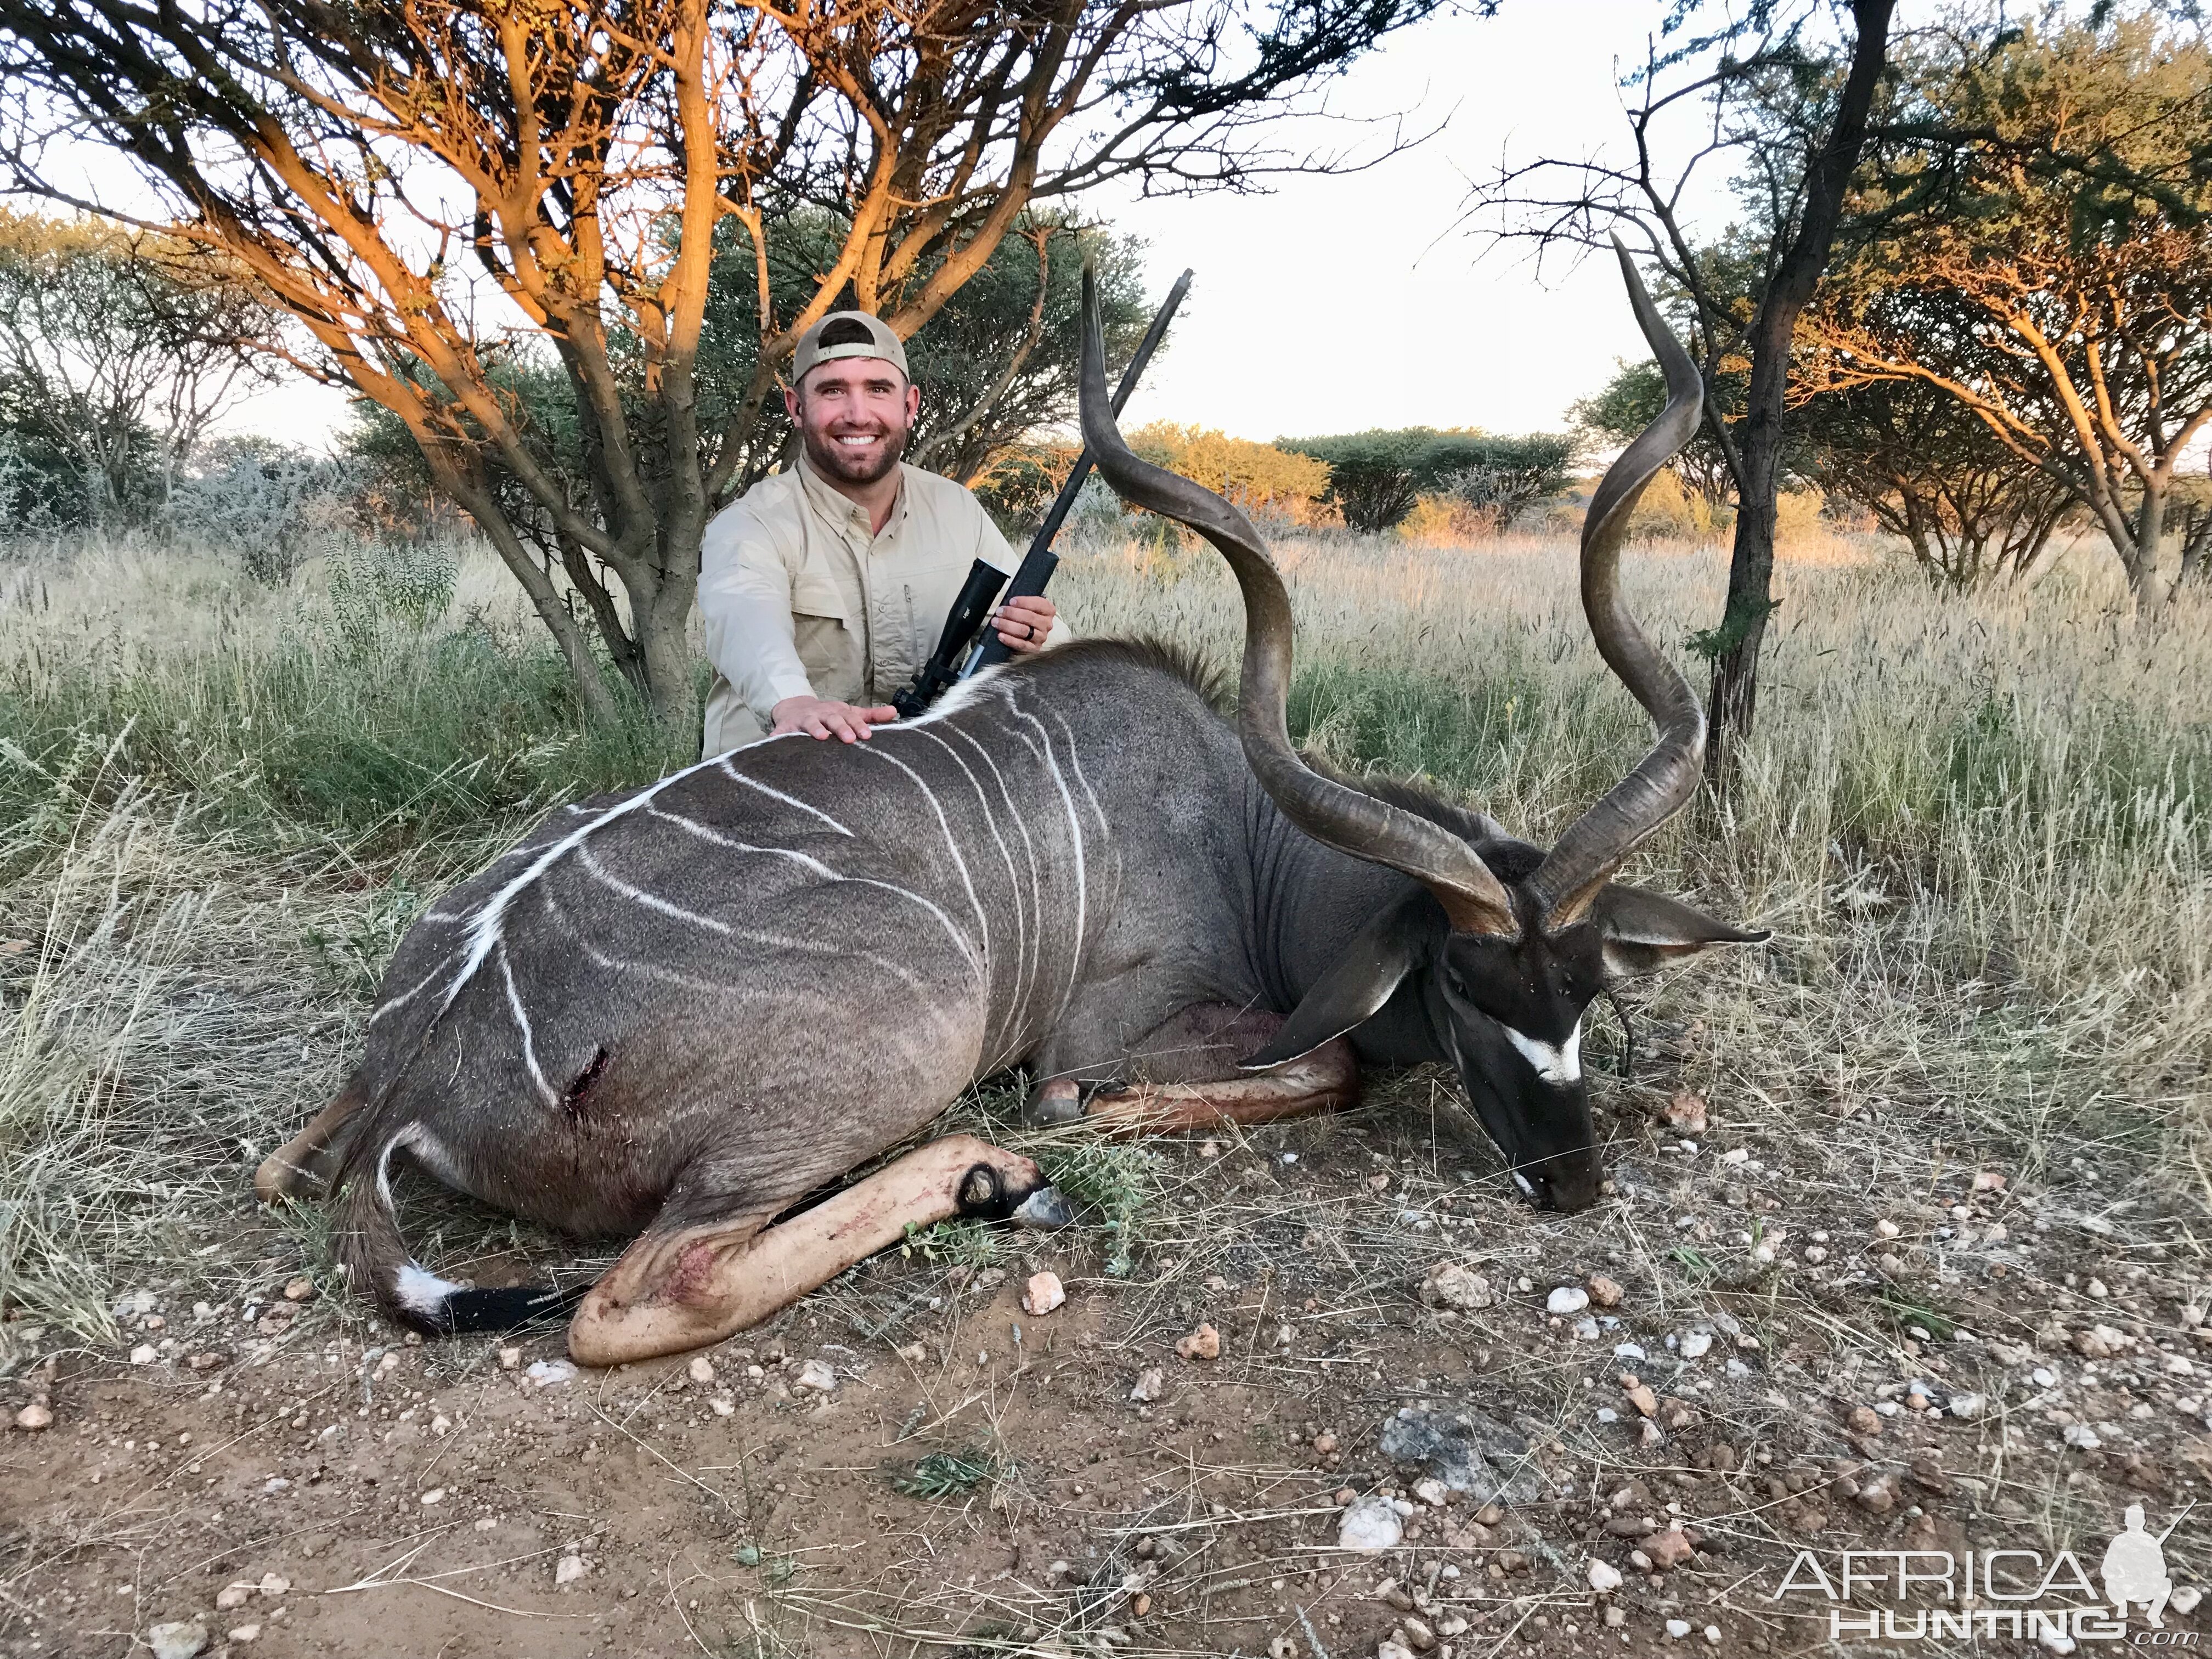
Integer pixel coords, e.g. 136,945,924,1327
258,247,1763,1365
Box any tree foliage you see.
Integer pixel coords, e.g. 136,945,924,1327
1127,424,1333,523
0,207,271,528
0,0,1458,724
1803,10,2212,617
1279,428,1536,532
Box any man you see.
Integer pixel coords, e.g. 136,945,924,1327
698,309,1065,754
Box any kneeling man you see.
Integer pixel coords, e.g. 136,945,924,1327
699,311,1067,753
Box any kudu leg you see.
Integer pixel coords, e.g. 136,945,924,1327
567,1135,1068,1367
1081,1037,1358,1136
253,1085,367,1203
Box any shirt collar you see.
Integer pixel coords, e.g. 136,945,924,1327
795,450,906,541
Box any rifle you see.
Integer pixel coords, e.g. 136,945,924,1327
890,267,1193,719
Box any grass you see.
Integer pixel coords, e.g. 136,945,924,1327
0,520,2208,1346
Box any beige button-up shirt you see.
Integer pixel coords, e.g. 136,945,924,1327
698,455,1066,754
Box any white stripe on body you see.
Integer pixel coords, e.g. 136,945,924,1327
992,687,1088,1019
901,727,1032,1070
714,759,856,837
861,746,990,969
941,723,1049,1053
498,947,560,1106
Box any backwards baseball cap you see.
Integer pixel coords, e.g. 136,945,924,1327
792,311,909,383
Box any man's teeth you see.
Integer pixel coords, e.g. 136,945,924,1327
836,435,876,446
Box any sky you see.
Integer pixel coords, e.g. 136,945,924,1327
205,0,1736,448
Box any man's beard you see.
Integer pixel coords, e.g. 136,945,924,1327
803,420,908,486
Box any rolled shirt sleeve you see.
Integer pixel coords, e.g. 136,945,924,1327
699,503,819,729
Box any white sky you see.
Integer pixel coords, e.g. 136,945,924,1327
208,0,1736,447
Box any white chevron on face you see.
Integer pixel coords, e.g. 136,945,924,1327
1502,1022,1582,1086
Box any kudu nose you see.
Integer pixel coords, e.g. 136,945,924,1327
1525,1150,1602,1214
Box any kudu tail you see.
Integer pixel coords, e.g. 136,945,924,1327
333,1127,584,1335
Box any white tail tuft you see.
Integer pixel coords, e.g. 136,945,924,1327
396,1262,462,1317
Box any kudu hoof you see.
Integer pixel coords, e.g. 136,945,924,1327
953,1162,1073,1229
1019,1077,1084,1127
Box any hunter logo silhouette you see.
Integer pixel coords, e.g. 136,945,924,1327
2102,1502,2188,1627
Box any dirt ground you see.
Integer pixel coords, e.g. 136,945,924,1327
5,1059,2212,1659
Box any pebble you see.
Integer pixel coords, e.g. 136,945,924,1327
895,1342,927,1363
1587,1274,1623,1308
13,1402,51,1431
1663,1093,1707,1134
1130,1367,1164,1402
498,1347,521,1370
257,1575,289,1598
1587,1559,1623,1593
420,1487,446,1505
215,1585,252,1611
1848,1406,1881,1436
1875,1219,1901,1239
1176,1324,1221,1362
1646,1528,1696,1568
129,1345,158,1365
2173,1587,2203,1615
1413,1477,1448,1506
1547,1286,1589,1316
146,1621,207,1659
1023,1272,1065,1317
1665,1618,1692,1640
281,1277,314,1302
794,1358,838,1392
1678,1330,1712,1360
1703,1627,1722,1645
1338,1496,1403,1552
1623,1382,1658,1418
1418,1263,1495,1312
688,1357,715,1384
227,1625,261,1644
1948,1391,1989,1420
555,1554,589,1585
1803,1246,1829,1265
525,1359,577,1387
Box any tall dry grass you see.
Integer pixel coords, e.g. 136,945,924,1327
1,524,2205,1342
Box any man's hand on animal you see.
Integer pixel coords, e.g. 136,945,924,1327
992,594,1058,654
770,694,899,743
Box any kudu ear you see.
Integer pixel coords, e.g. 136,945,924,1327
1239,890,1442,1070
1592,885,1769,981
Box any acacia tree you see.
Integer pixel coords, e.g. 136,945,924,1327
1802,13,2212,619
0,207,271,526
1466,0,1896,788
0,0,1452,725
1793,372,2075,590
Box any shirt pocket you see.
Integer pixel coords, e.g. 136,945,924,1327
791,574,850,625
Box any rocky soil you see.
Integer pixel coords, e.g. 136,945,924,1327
5,1078,2210,1658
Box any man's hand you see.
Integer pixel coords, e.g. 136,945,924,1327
771,695,899,742
993,594,1057,654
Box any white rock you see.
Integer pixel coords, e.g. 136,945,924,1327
430,1414,451,1436
1417,1263,1494,1312
1613,1342,1647,1361
1947,1391,1989,1420
1376,1644,1416,1659
1023,1271,1066,1316
1130,1367,1164,1403
710,1397,735,1417
555,1554,589,1586
1703,1627,1721,1644
2038,1625,2076,1654
13,1403,52,1431
1595,1407,1619,1425
1547,1287,1590,1316
420,1487,446,1505
688,1356,715,1384
2171,1586,2202,1615
226,1625,262,1644
498,1346,521,1370
148,1621,208,1659
2063,1424,2101,1449
256,1575,289,1598
215,1585,252,1611
1587,1559,1623,1593
1678,1330,1713,1360
526,1359,577,1387
1337,1497,1404,1553
129,1345,158,1365
1413,1478,1449,1506
1666,1618,1692,1639
794,1358,838,1392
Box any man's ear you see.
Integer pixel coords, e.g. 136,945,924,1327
1592,884,1769,981
1240,889,1443,1070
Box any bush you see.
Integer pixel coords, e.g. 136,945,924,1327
164,437,368,584
1126,424,1333,524
1281,428,1572,533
